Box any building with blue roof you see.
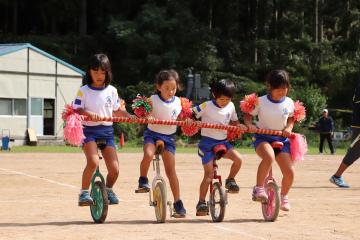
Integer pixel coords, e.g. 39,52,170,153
0,43,84,145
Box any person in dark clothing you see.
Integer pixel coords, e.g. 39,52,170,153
317,109,335,154
330,83,360,188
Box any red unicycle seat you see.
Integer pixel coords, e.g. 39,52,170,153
213,144,227,160
271,141,283,149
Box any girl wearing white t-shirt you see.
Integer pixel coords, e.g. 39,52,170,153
244,70,295,211
73,54,132,206
137,70,186,218
193,79,247,216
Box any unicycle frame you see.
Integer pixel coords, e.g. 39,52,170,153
208,147,228,222
89,140,109,223
261,142,281,222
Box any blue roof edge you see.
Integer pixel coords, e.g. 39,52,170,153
0,43,85,75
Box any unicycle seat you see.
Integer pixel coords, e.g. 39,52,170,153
213,144,227,160
271,141,283,155
155,140,165,155
96,139,107,150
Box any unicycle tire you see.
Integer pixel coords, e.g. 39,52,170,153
261,181,280,222
90,181,109,223
153,181,167,223
209,182,226,222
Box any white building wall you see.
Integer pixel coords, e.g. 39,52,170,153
29,49,55,74
0,73,27,98
0,117,27,137
29,75,55,98
0,49,27,72
57,63,83,76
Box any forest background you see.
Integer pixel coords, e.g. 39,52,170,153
1,0,359,146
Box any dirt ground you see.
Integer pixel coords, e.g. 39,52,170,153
0,152,359,240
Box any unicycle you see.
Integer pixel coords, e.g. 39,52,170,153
205,144,228,222
89,139,109,223
135,140,170,223
261,141,281,222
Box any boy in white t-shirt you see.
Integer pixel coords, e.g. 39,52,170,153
193,79,247,216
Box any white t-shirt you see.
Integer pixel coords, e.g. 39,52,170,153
193,100,238,140
147,94,182,135
72,84,121,126
250,95,294,131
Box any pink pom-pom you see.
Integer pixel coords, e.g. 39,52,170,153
181,125,199,137
290,133,308,162
293,100,306,122
179,97,193,119
227,130,242,142
62,104,85,146
240,93,258,113
62,104,76,121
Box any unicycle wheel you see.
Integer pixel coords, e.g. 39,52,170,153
90,181,109,223
209,182,226,222
153,181,167,223
261,182,280,222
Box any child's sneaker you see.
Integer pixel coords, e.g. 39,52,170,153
173,200,186,218
329,175,350,188
78,190,93,206
252,186,268,203
196,200,209,216
137,176,151,192
106,188,119,205
225,178,240,193
280,195,290,211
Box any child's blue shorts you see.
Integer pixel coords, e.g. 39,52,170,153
143,129,176,154
83,125,115,147
198,136,233,164
253,134,290,154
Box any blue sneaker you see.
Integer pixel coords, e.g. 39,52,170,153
173,200,186,218
137,176,151,192
106,188,119,204
78,190,93,206
330,175,350,188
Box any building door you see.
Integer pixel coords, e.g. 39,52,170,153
29,98,43,136
43,99,54,135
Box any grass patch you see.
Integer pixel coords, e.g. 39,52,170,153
5,144,348,155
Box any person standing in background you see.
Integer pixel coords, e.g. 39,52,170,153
317,109,335,154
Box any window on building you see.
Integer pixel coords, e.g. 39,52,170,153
0,98,12,115
14,99,27,115
31,98,42,115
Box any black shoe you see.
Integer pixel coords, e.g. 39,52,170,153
225,178,239,193
196,200,208,216
173,200,186,218
136,176,150,193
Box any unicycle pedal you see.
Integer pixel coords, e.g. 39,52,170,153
135,187,150,193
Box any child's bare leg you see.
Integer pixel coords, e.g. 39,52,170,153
223,148,242,179
82,142,100,189
140,143,155,177
162,150,180,201
255,142,275,186
199,161,214,201
102,146,119,188
276,152,294,196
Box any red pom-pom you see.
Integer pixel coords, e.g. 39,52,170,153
179,97,193,119
240,93,258,113
227,130,242,142
181,125,199,137
290,133,308,161
293,100,306,122
132,95,152,118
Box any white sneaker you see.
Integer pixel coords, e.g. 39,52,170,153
280,195,290,211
